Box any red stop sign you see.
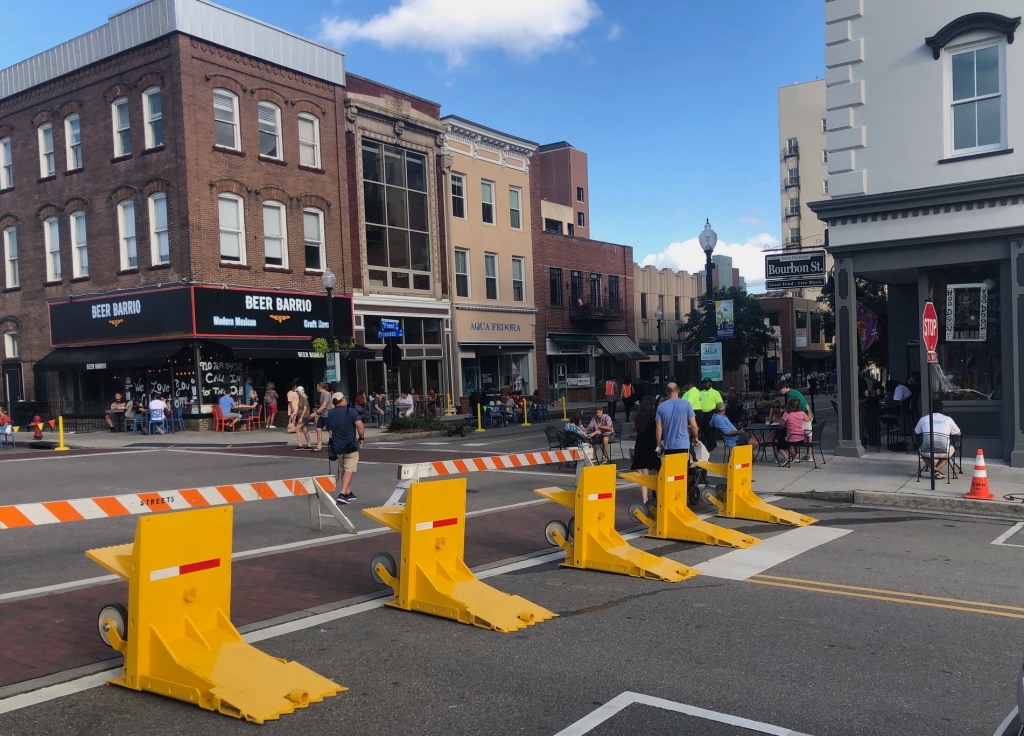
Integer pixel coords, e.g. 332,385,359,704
922,301,939,353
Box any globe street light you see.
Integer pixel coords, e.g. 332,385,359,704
655,306,665,390
321,267,338,389
699,219,718,344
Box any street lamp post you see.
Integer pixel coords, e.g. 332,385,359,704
655,306,664,391
321,267,340,390
698,219,718,344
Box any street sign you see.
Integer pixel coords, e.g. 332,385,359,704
380,319,400,330
764,250,827,290
922,301,939,362
699,342,723,382
377,330,404,339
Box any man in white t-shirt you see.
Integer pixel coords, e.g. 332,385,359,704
148,393,168,434
914,399,961,479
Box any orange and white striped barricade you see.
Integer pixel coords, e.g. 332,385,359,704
383,446,594,506
308,475,357,532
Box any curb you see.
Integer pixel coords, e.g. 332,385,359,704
776,489,1024,520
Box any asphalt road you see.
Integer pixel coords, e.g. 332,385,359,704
0,428,1022,735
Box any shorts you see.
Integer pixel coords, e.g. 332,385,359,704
335,451,359,474
299,415,315,427
224,412,241,419
316,415,328,430
921,446,956,459
663,448,689,456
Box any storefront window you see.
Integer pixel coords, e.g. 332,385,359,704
472,353,531,393
928,265,1000,401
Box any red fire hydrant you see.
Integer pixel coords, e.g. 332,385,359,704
32,414,43,440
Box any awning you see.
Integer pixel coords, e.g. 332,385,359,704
549,334,598,346
596,334,648,361
34,339,192,371
459,342,534,350
794,349,833,361
208,339,376,361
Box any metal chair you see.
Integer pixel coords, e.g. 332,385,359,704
245,404,263,430
173,403,186,432
916,431,957,483
131,411,147,435
147,408,169,435
608,420,625,459
544,425,562,451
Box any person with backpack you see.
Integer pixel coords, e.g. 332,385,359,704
326,392,365,504
620,376,636,422
604,376,619,421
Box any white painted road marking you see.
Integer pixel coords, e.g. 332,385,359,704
991,521,1024,548
553,691,813,736
695,525,851,581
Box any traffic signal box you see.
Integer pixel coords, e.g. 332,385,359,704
85,506,343,724
695,444,817,526
620,453,760,548
534,463,698,582
362,477,556,633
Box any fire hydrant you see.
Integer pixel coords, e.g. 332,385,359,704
32,414,43,440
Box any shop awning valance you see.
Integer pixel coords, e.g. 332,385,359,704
550,334,598,346
596,335,648,361
459,342,535,350
794,349,833,361
207,338,377,361
34,340,192,372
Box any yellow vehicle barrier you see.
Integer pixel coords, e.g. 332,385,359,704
362,477,556,633
695,444,817,527
85,506,343,724
620,453,759,549
533,464,698,582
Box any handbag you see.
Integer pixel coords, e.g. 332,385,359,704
691,440,710,463
286,416,296,433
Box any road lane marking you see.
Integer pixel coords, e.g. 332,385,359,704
0,449,160,463
553,691,811,736
753,575,1024,613
694,526,851,580
992,521,1024,547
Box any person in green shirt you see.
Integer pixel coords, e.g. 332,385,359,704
698,378,724,451
681,381,701,407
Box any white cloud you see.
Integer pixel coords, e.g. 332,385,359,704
606,23,622,41
640,233,780,292
320,0,601,66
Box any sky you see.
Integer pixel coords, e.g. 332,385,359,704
1,0,826,290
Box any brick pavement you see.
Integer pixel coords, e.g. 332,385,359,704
0,492,637,690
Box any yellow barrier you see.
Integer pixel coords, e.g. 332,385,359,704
475,403,486,433
55,415,70,451
362,477,555,633
620,453,759,548
694,445,817,527
533,464,698,582
85,506,343,723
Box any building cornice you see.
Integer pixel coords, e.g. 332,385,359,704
454,304,537,315
925,12,1020,60
443,118,536,164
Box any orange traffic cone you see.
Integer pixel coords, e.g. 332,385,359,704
964,449,994,500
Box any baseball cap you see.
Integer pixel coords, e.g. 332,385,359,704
297,386,305,393
332,392,346,402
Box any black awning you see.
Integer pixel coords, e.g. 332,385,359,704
207,339,377,361
34,340,192,372
795,349,833,361
346,344,378,361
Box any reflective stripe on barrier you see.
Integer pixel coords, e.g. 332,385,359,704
0,478,314,529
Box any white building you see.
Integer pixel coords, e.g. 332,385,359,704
810,1,1023,462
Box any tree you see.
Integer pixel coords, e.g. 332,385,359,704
677,287,774,372
818,276,889,370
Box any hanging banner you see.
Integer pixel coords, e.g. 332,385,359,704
945,283,987,342
715,300,735,340
699,342,723,382
856,302,882,352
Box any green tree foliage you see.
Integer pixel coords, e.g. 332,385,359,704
677,287,774,372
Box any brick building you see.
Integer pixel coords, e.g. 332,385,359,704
530,147,641,403
0,0,451,425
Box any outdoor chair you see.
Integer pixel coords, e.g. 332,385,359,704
608,420,625,459
0,425,14,448
211,405,234,432
916,432,959,484
245,404,263,430
544,425,562,451
147,408,169,435
173,403,186,432
131,411,147,435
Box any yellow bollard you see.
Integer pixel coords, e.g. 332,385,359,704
475,403,486,433
561,396,568,421
521,399,531,427
445,393,455,416
55,416,70,451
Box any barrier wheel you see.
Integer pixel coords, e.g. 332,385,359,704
567,516,575,541
97,603,128,647
370,552,397,584
646,500,657,517
544,520,568,547
629,503,649,524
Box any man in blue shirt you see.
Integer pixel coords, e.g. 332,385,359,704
709,402,758,452
655,382,699,455
218,389,240,430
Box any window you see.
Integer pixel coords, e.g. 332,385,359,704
149,193,169,265
787,197,800,215
298,113,321,168
213,89,240,150
70,210,88,278
608,275,620,310
3,227,17,287
0,137,12,189
789,227,801,245
454,248,469,298
949,43,1004,153
218,194,245,263
822,149,828,164
65,115,82,170
567,223,575,236
786,137,798,154
484,253,498,299
257,102,282,159
577,211,585,227
674,295,681,321
143,87,163,148
362,140,431,291
3,331,16,359
821,117,827,133
509,187,522,229
640,292,648,319
262,201,287,267
451,173,466,219
786,168,799,185
38,123,55,177
549,267,563,306
576,186,584,202
570,270,583,303
589,273,601,307
823,179,830,195
544,218,562,234
481,180,494,224
117,201,137,270
511,256,525,302
44,216,60,281
303,207,325,271
112,97,131,157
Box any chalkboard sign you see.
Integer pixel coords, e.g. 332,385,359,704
198,358,243,403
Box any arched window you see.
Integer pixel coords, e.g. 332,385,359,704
257,102,282,159
218,193,245,263
213,89,240,150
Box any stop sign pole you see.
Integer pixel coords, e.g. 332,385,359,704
922,301,939,490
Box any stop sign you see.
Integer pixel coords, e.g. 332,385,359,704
922,301,939,354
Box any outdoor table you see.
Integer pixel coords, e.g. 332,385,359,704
743,422,777,462
105,409,127,432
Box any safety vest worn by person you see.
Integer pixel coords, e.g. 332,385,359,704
699,387,723,413
682,386,701,407
605,380,618,398
621,383,633,399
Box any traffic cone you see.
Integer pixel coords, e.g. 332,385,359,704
964,449,995,500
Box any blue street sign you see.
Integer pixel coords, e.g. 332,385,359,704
378,330,404,339
380,319,401,330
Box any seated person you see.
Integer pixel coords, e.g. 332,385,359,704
725,388,746,425
148,393,169,434
105,392,128,431
505,394,523,423
368,391,388,422
586,406,615,464
487,397,504,424
709,402,758,453
236,389,260,421
914,399,961,480
753,391,772,418
775,398,811,465
217,389,241,429
353,391,370,420
0,406,11,427
563,411,590,447
396,391,415,418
